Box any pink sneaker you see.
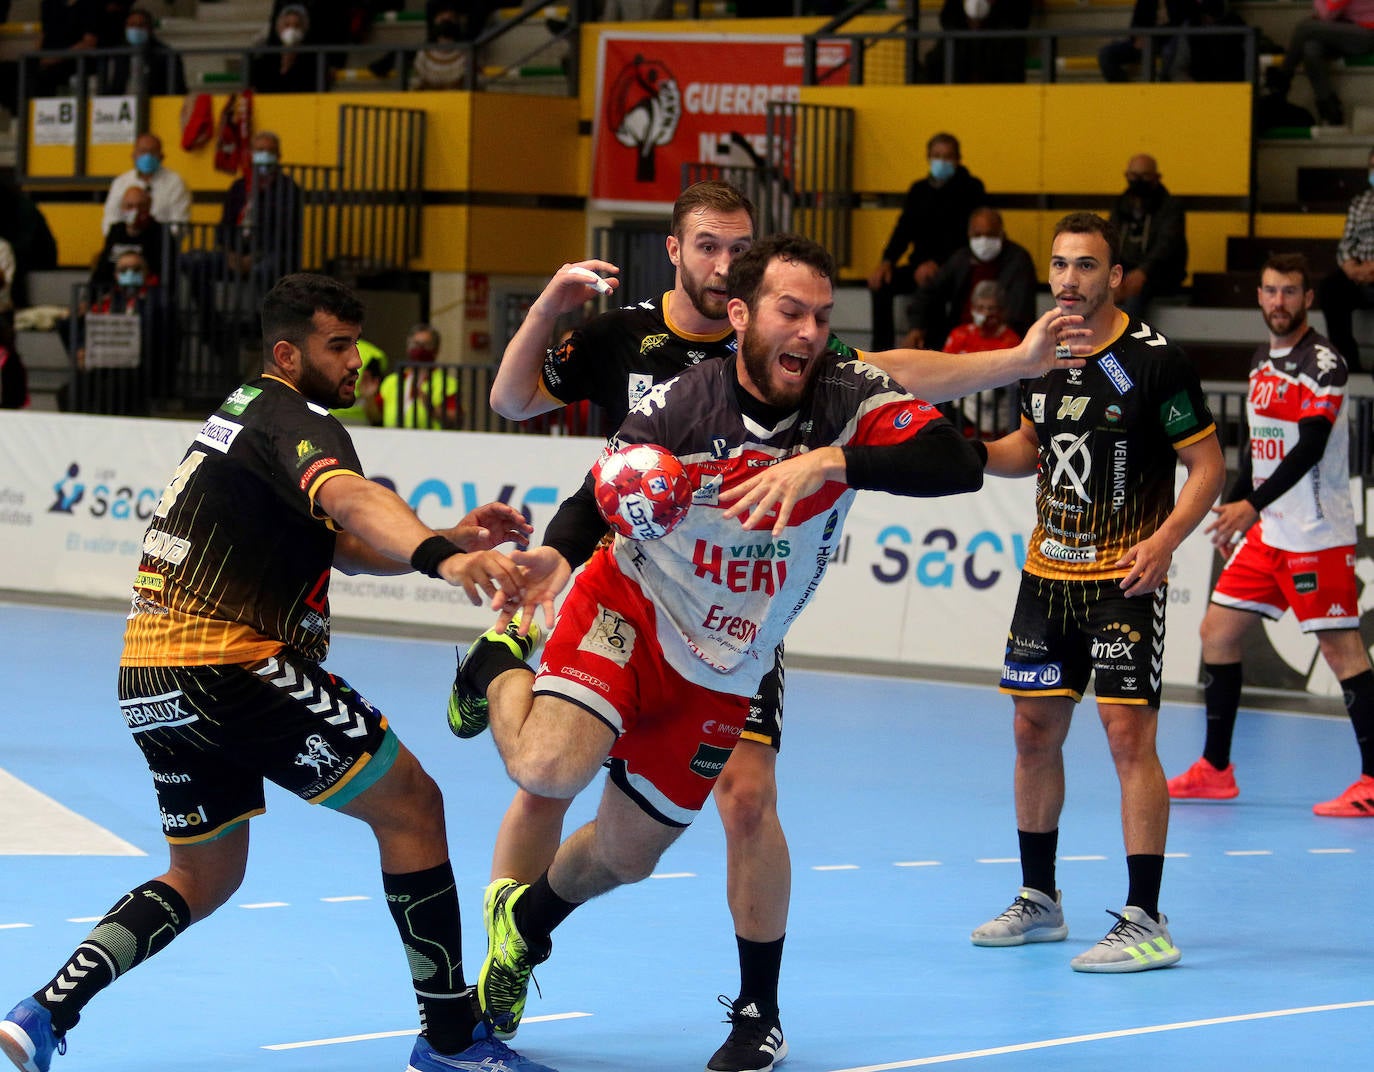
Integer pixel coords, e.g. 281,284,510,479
1313,774,1374,817
1167,758,1239,800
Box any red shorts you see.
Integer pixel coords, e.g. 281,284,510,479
1211,531,1359,631
533,549,749,827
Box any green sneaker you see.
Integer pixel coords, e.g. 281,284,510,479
445,617,541,739
478,878,550,1041
1070,907,1181,973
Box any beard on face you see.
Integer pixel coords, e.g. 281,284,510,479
1263,305,1305,338
740,319,812,408
680,258,728,321
298,349,352,409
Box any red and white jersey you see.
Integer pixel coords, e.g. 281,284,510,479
605,355,948,696
1247,329,1354,551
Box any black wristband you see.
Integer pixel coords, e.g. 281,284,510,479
410,535,463,578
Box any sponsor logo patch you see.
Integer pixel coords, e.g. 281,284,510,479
689,742,734,779
194,414,242,453
578,606,636,667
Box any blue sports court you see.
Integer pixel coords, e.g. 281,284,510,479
3,597,1371,1071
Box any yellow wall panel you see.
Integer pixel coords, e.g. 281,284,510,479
469,95,581,194
465,207,585,275
413,206,469,273
48,205,104,270
1257,212,1344,238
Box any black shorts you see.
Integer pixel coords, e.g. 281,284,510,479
1000,573,1166,708
741,642,784,751
118,651,397,844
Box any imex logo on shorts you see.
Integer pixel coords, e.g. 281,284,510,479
160,805,210,831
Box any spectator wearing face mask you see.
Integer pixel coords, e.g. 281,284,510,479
101,133,192,236
905,206,1037,351
867,132,986,351
945,279,1023,436
1107,152,1188,320
367,323,463,429
411,7,470,90
90,184,165,295
103,6,187,97
250,4,327,94
66,249,159,416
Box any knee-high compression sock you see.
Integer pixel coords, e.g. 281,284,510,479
1125,854,1165,921
1339,669,1374,777
34,880,190,1034
1201,662,1243,770
382,862,479,1054
1018,829,1058,899
465,640,533,697
735,935,784,1018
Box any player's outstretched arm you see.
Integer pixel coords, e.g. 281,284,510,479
439,501,533,552
490,259,621,420
864,308,1091,403
323,474,525,605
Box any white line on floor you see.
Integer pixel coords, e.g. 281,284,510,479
894,861,942,867
814,864,860,871
262,1012,594,1050
824,1000,1374,1071
649,872,697,879
239,901,289,909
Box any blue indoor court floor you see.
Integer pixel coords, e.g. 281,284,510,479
2,597,1372,1072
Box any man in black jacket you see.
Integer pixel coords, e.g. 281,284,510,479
1107,153,1188,320
867,132,986,350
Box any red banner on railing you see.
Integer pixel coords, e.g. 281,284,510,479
591,32,850,211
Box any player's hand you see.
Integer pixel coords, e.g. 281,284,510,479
720,448,842,536
1020,307,1091,376
532,260,621,318
492,546,572,634
1113,535,1173,597
436,549,526,607
1203,500,1258,552
446,502,533,552
867,260,892,290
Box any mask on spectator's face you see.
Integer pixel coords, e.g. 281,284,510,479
969,235,1003,262
122,208,140,227
407,344,436,362
117,269,144,288
929,158,956,183
433,17,459,41
252,150,279,170
280,26,304,46
971,310,988,327
135,152,160,175
1127,178,1155,198
125,26,149,46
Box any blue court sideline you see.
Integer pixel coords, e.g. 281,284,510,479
2,599,1371,1071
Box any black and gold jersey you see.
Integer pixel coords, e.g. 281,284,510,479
1018,311,1216,581
540,291,860,431
121,376,364,667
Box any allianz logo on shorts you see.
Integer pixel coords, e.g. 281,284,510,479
121,690,198,733
1003,662,1063,687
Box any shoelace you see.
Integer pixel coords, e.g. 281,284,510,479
997,895,1048,923
1099,909,1152,946
716,995,778,1043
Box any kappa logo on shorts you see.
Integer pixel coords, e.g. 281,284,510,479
578,606,636,667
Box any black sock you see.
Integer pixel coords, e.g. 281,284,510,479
1340,669,1374,777
1018,829,1058,898
735,935,784,1018
512,872,580,954
1201,661,1243,770
1125,854,1164,921
36,879,190,1034
466,640,532,697
382,862,478,1053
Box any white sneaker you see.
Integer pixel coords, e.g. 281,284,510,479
971,887,1068,947
1070,907,1181,973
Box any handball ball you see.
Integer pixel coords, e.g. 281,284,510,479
592,443,692,541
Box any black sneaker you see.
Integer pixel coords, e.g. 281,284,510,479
706,996,787,1072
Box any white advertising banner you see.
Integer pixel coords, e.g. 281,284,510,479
0,412,1212,686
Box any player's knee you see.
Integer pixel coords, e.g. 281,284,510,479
508,751,588,801
597,840,664,886
714,768,776,836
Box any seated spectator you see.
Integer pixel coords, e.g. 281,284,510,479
34,0,103,97
366,323,462,429
922,0,1031,84
905,206,1037,351
103,6,188,97
101,133,192,236
867,132,986,351
180,131,302,357
411,8,471,90
65,249,159,415
944,280,1022,435
1266,0,1374,128
272,0,368,70
1317,144,1374,373
250,4,329,94
1108,152,1188,319
90,185,166,294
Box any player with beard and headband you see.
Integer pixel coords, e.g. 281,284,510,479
1167,253,1374,817
475,180,1092,1072
449,233,987,1070
0,274,555,1072
971,212,1225,974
